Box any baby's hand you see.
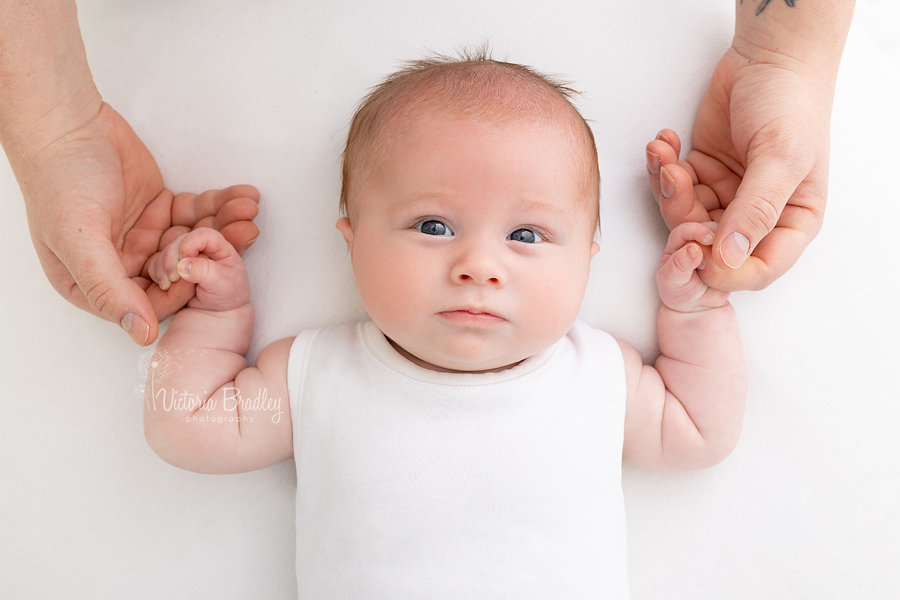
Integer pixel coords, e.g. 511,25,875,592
657,222,730,313
146,227,250,312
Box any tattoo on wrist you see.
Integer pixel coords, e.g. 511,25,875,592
742,0,796,16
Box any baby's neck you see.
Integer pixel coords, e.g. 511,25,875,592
386,337,525,374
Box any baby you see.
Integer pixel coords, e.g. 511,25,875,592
143,52,746,598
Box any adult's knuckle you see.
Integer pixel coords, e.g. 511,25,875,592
742,196,780,234
82,278,116,316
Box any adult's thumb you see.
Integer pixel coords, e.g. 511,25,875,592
715,156,805,270
62,233,159,345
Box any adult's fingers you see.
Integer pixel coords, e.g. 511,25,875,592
655,129,682,157
658,163,710,230
645,137,680,203
171,185,260,228
646,132,709,230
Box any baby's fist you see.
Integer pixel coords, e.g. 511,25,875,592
147,227,250,312
657,222,730,313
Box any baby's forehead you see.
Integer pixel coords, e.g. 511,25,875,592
367,90,596,195
378,68,587,140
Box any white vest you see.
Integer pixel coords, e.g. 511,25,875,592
287,319,630,599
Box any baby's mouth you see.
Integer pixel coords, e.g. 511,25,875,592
439,308,506,325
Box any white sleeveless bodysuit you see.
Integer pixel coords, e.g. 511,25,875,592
286,319,630,599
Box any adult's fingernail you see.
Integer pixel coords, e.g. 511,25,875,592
721,232,751,269
660,166,675,198
120,312,150,345
646,151,660,175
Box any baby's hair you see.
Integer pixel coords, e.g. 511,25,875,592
340,45,600,233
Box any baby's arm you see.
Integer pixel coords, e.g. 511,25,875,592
143,228,293,474
621,222,747,471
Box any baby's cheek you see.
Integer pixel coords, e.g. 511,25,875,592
355,253,420,327
527,269,583,336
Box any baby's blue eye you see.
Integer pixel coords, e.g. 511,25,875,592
417,219,453,236
508,228,543,243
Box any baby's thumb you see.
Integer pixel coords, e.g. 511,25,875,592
175,255,246,306
714,155,803,270
64,234,159,346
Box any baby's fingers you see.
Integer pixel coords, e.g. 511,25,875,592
657,243,717,313
657,222,731,312
658,243,705,292
146,228,248,310
173,228,249,310
148,232,189,291
174,255,244,304
174,226,240,264
662,221,718,257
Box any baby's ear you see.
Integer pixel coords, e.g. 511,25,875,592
335,218,354,252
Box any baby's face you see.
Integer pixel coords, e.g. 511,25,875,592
337,109,599,373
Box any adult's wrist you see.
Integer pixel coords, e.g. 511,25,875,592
732,0,855,80
0,0,102,165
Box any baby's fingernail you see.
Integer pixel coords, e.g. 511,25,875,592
656,131,672,145
178,259,192,275
660,166,676,198
721,232,750,269
243,236,258,251
687,244,700,260
120,312,150,346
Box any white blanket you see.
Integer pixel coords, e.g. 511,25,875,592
1,1,897,598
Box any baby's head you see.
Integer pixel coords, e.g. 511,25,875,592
336,49,601,373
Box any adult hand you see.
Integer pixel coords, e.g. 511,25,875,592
646,47,831,291
18,101,260,345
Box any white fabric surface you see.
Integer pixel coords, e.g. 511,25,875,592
1,1,897,598
286,320,628,599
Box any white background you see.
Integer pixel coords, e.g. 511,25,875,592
1,0,898,597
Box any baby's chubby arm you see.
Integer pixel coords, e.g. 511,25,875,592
620,222,747,471
143,228,293,474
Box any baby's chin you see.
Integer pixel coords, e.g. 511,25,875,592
386,337,527,374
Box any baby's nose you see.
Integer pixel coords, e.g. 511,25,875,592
450,245,505,286
456,272,501,285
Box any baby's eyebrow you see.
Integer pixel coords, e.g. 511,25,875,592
385,194,576,232
386,192,450,216
520,199,565,217
389,193,565,217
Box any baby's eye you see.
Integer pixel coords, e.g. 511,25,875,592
416,219,453,236
507,228,543,243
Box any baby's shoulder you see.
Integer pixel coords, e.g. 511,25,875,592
566,319,620,350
